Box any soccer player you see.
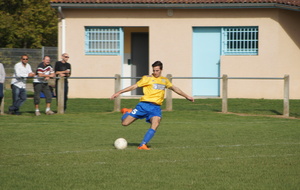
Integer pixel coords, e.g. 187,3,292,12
110,61,194,150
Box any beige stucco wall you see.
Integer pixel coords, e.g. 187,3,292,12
57,8,300,99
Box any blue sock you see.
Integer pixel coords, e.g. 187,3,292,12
140,128,156,146
121,112,130,121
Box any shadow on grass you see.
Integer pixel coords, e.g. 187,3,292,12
128,143,140,147
270,109,282,115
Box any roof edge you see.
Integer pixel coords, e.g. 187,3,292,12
51,3,279,9
51,3,300,11
275,4,300,12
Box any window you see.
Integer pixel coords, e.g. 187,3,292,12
222,27,258,55
85,27,123,55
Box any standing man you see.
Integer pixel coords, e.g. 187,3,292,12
55,53,71,111
0,63,5,111
33,56,55,116
110,61,194,150
8,55,35,115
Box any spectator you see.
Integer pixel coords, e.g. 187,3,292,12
8,55,35,115
55,53,71,111
33,56,55,116
0,63,5,110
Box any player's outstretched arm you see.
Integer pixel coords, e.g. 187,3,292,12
169,85,194,102
110,84,138,100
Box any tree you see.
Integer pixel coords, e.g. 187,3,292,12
0,0,58,48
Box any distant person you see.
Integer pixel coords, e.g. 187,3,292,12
33,56,55,116
110,61,194,150
0,63,6,109
8,55,35,115
55,53,71,111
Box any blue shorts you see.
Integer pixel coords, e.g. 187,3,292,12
129,102,162,123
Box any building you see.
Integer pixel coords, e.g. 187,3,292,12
50,0,300,99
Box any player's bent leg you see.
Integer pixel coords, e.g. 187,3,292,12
121,115,137,126
150,116,161,130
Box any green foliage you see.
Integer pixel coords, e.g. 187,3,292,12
0,0,58,48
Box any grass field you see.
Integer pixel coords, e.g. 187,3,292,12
1,92,300,189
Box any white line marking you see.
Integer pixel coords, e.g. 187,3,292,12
1,142,299,158
1,153,298,167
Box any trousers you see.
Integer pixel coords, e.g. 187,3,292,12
33,83,52,105
9,84,27,111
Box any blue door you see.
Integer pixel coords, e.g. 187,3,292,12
192,27,221,96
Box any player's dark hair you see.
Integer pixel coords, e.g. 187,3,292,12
152,61,163,70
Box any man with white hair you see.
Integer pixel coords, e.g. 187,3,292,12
55,53,71,111
33,56,55,116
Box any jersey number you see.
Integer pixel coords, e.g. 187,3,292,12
132,109,138,114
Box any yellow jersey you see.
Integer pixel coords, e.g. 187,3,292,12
136,75,173,105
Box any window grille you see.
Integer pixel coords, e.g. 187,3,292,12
222,27,258,55
85,27,123,55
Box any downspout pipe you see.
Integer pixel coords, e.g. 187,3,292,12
58,6,66,54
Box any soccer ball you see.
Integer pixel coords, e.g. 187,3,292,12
114,138,128,150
